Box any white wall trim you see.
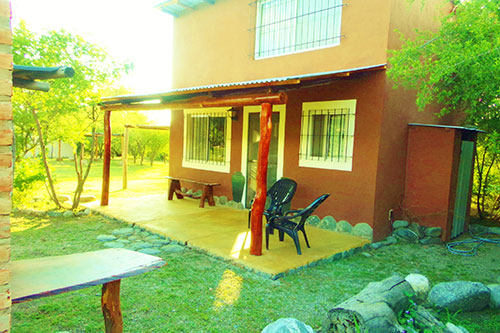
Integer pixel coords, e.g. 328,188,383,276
240,104,286,205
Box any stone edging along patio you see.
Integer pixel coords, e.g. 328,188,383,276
89,205,371,280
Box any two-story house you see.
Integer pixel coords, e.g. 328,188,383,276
102,0,478,243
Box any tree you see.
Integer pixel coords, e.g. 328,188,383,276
145,130,169,166
388,0,500,220
13,22,130,209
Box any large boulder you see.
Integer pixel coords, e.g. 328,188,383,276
262,318,314,333
428,281,490,312
487,284,500,309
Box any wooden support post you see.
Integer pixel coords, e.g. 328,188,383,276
122,126,129,190
250,102,273,256
57,139,62,161
101,280,123,333
101,110,111,206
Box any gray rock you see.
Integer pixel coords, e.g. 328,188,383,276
112,228,134,237
405,274,430,303
384,236,398,245
133,242,154,249
138,248,161,255
194,189,203,197
214,196,220,205
181,187,187,193
152,239,171,246
361,252,372,258
370,242,384,250
236,202,245,210
103,241,125,248
83,208,91,215
63,210,74,218
145,235,160,241
186,189,193,196
424,227,443,238
393,228,419,243
261,318,314,333
445,322,468,333
428,281,491,312
128,235,140,241
219,196,228,205
116,239,131,244
227,200,236,208
162,244,185,253
487,284,500,309
319,216,336,230
408,222,425,239
97,234,117,242
306,215,320,226
47,211,63,217
352,223,373,240
393,220,409,229
336,220,352,233
420,237,443,245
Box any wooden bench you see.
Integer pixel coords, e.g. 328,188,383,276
165,176,221,208
11,248,165,333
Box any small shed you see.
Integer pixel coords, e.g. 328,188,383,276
404,124,482,241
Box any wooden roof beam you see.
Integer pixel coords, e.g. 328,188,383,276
101,92,288,112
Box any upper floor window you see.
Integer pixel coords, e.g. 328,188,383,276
299,100,356,171
254,0,343,59
183,108,231,173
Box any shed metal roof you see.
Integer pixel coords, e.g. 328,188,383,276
408,123,485,133
156,0,215,17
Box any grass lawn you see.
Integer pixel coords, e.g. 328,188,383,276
11,159,500,332
10,212,500,332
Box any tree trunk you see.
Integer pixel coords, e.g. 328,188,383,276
31,108,61,208
322,275,414,332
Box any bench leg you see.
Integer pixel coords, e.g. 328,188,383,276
168,179,183,200
102,280,123,333
199,185,215,208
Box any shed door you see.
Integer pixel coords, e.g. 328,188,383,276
451,140,475,238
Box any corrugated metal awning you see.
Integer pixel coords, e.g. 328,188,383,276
101,63,386,106
156,0,215,17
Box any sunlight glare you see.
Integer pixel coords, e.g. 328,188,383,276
230,231,251,259
213,270,243,311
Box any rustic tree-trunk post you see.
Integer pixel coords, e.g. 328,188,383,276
101,280,123,333
122,126,129,190
250,102,273,256
101,110,111,206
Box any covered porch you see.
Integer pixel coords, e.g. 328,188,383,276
89,195,370,278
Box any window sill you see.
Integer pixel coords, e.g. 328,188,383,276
299,159,352,172
182,160,230,173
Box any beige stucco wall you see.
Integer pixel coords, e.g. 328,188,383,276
172,0,392,88
0,0,11,331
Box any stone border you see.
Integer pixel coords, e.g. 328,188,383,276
90,208,370,280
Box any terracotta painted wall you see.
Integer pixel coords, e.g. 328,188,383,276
172,0,391,88
282,72,386,225
0,0,11,330
404,126,462,241
368,0,455,241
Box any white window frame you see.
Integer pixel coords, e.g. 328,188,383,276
182,108,231,173
299,100,356,171
254,0,343,59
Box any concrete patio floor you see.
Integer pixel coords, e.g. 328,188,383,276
89,194,370,277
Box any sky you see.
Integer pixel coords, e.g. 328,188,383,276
10,0,174,124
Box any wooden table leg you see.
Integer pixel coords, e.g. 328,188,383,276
168,179,183,200
207,186,215,206
102,280,123,333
